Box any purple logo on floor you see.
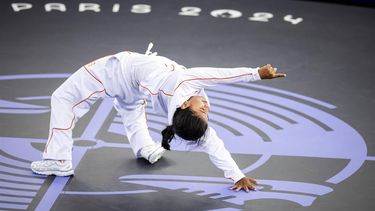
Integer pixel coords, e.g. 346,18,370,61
0,73,373,210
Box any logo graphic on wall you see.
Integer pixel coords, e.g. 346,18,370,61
0,73,373,210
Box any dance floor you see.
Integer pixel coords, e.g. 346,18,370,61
0,0,374,210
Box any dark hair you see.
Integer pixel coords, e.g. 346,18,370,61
161,107,208,150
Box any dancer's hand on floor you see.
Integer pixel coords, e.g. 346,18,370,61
258,64,287,79
230,177,257,193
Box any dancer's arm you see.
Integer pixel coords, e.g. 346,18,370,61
201,127,257,192
183,64,285,89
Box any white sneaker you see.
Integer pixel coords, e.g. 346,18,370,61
140,144,166,164
31,160,74,176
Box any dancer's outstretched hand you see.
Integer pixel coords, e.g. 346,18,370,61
230,177,258,193
258,64,287,79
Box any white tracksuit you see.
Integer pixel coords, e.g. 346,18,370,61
43,51,261,183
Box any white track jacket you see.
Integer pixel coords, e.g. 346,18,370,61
85,51,261,183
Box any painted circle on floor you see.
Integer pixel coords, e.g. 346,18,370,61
0,73,369,209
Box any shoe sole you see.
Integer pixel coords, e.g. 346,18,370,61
31,169,74,176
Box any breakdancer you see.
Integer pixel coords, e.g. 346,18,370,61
31,44,286,192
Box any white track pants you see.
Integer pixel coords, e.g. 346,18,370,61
42,66,108,161
114,98,155,158
43,58,156,161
